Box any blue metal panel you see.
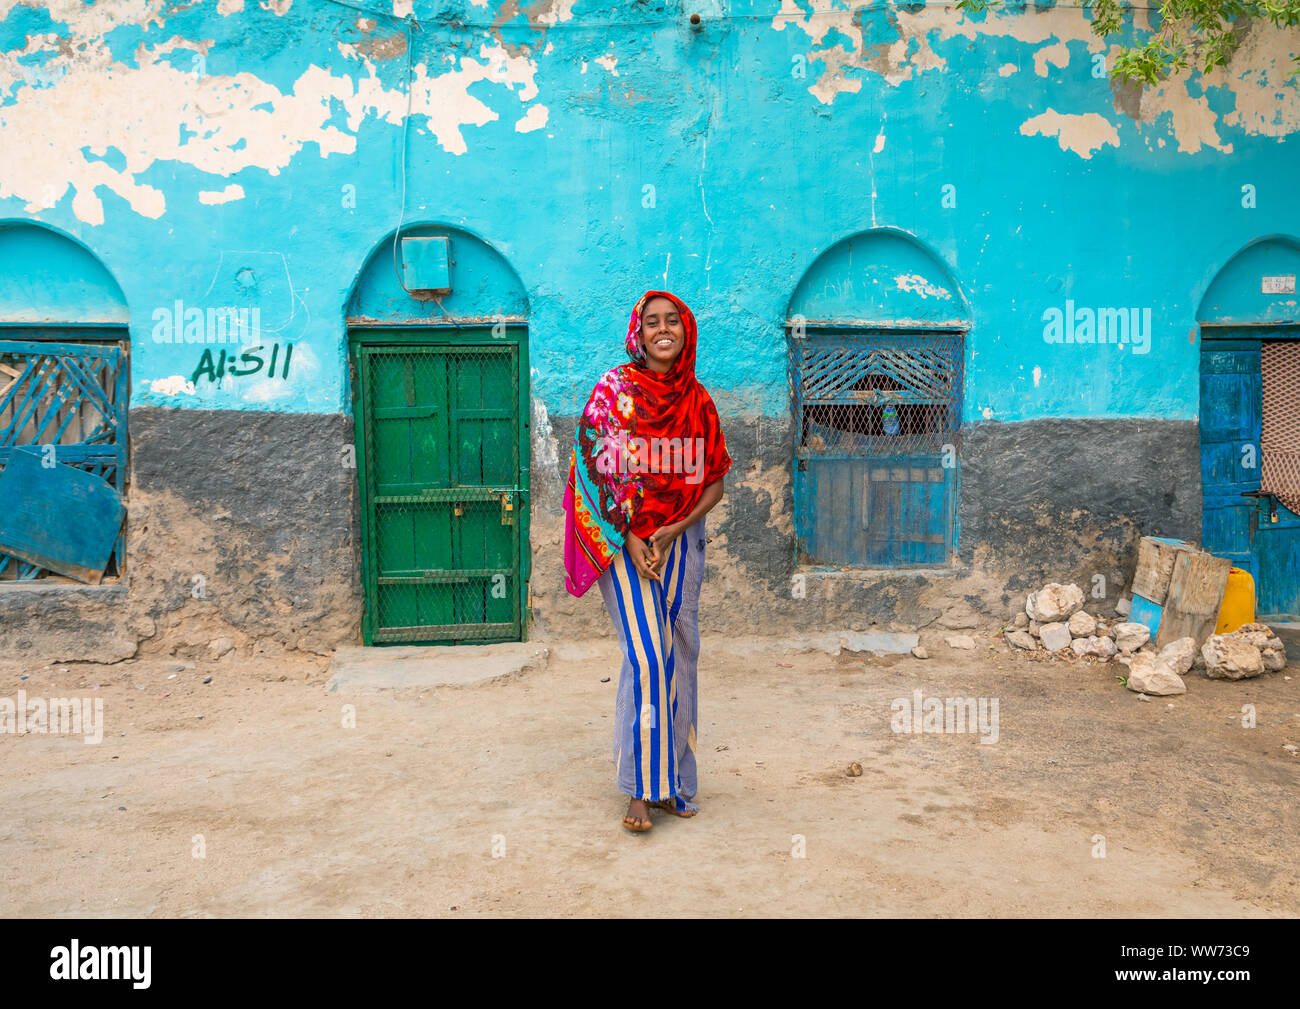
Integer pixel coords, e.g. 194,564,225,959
0,446,125,583
401,236,451,293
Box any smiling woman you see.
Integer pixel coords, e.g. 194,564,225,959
563,290,732,833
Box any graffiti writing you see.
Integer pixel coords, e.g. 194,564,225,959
190,343,294,385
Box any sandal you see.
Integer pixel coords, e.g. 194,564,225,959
648,798,698,818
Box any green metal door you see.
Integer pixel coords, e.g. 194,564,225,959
350,328,530,644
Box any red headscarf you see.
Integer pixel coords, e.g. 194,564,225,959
562,290,732,596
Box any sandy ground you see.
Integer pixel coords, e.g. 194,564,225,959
1,633,1298,918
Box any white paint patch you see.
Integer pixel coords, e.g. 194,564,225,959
0,25,547,223
260,0,292,14
217,0,245,14
534,0,579,28
515,103,549,132
981,406,993,420
148,375,197,396
595,53,619,76
873,130,885,153
1032,365,1041,387
997,62,1017,77
1019,109,1120,158
895,273,952,300
198,183,245,205
1033,42,1069,76
391,0,413,18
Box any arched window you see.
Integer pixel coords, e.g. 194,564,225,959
787,229,970,568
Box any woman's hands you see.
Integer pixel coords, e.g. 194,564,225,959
626,524,685,581
647,522,683,577
625,531,662,581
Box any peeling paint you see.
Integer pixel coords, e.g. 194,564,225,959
515,102,547,132
1020,109,1120,158
894,273,952,300
199,183,245,204
774,2,1300,156
1032,41,1069,77
149,375,198,396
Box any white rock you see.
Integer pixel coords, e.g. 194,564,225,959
1231,622,1279,649
1115,596,1131,617
1068,611,1097,637
1025,583,1086,623
911,646,929,659
1013,611,1029,629
1072,635,1117,659
1028,620,1041,637
1113,622,1151,653
1226,623,1287,670
1157,637,1198,677
1201,636,1265,680
1038,622,1072,651
945,635,975,650
1125,653,1187,696
1006,630,1037,651
1262,648,1287,672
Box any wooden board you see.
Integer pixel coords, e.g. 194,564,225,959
0,446,125,584
1131,535,1197,605
1155,549,1233,650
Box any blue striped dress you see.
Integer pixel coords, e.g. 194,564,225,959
596,515,707,813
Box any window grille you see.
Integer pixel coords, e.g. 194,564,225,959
790,328,963,567
0,333,129,581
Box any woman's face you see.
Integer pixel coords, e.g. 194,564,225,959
639,296,685,372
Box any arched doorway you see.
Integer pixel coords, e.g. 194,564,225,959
786,229,971,567
0,222,129,583
1197,236,1300,620
344,225,530,645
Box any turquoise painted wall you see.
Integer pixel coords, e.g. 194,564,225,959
2,0,1298,425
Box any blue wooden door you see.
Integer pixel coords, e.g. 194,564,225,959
1199,338,1259,574
1200,333,1300,619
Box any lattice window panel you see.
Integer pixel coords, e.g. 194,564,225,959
790,329,964,458
0,335,129,581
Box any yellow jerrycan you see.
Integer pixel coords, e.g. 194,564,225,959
1215,567,1256,635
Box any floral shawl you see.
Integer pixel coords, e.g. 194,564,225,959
562,290,732,597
